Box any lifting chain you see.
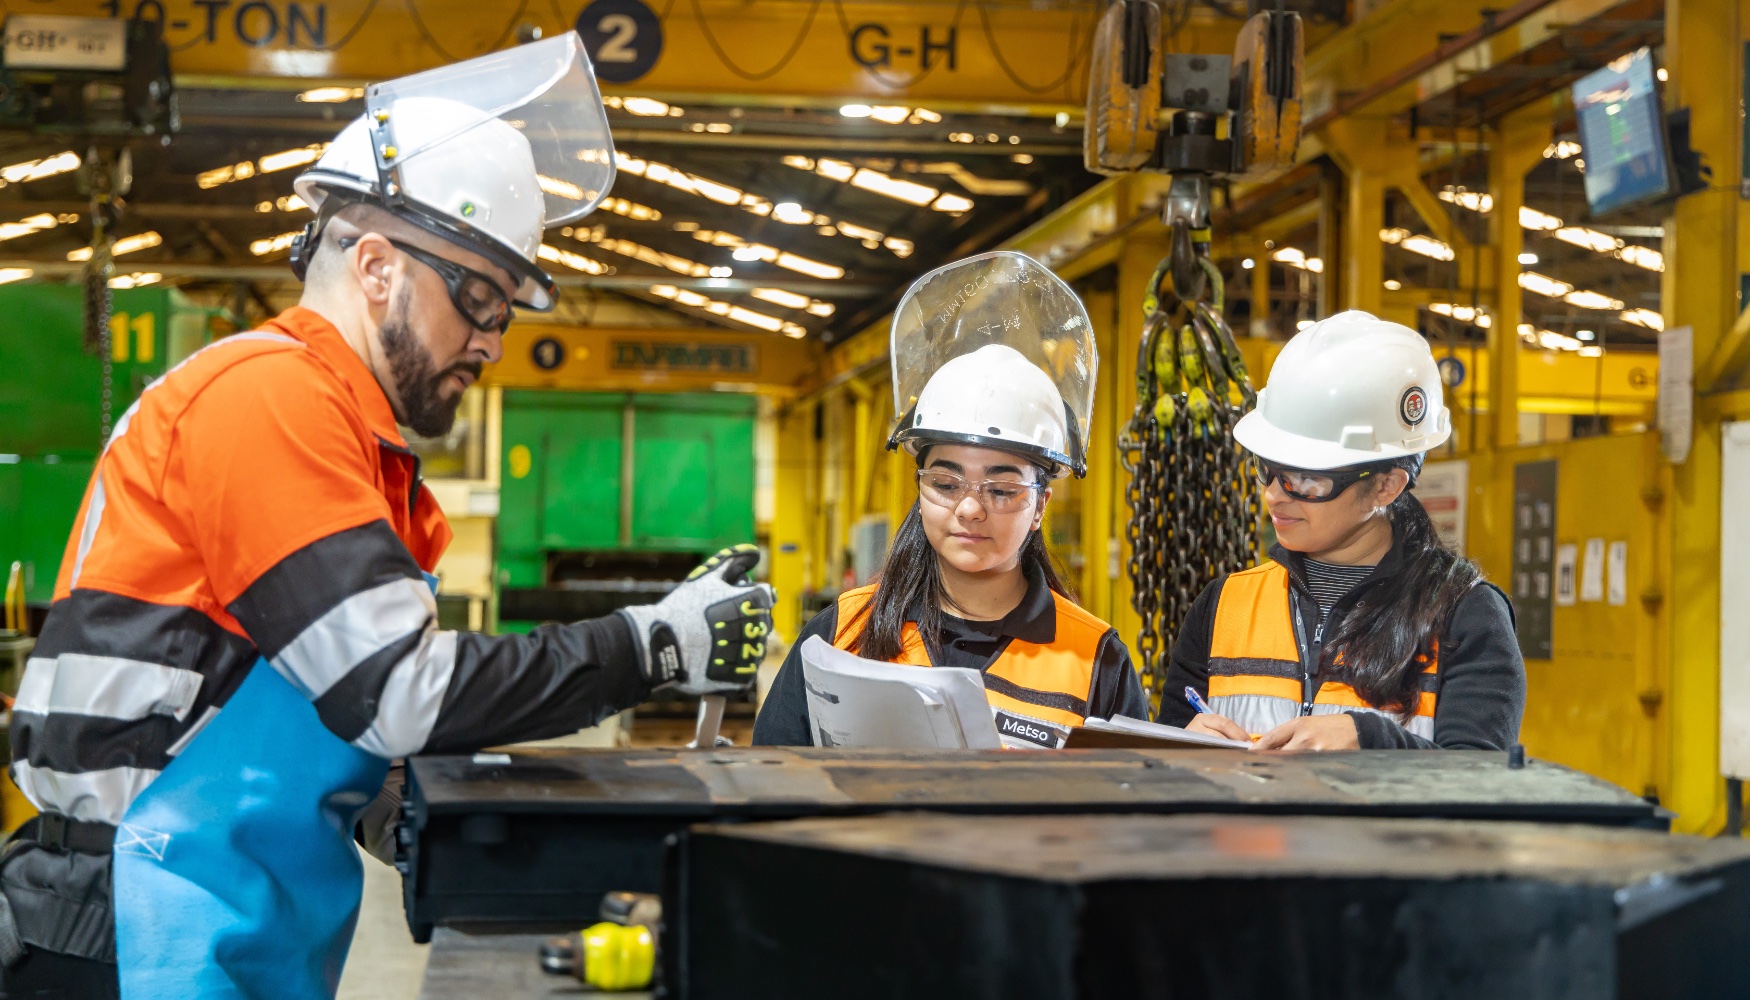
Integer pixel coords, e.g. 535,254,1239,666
1118,223,1262,707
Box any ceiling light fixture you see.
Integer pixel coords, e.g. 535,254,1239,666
649,283,801,336
537,243,611,275
108,272,161,289
67,231,161,262
1576,329,1596,341
0,150,80,187
296,86,364,103
0,213,61,242
1383,278,1401,290
752,287,836,317
200,143,329,189
1517,272,1575,298
1518,252,1539,265
1617,244,1664,272
1553,226,1621,254
839,105,874,118
1241,258,1255,270
1563,289,1625,311
0,268,32,284
1620,308,1665,330
249,230,302,256
1437,188,1493,213
1519,206,1564,231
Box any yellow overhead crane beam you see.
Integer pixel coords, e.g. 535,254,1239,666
485,323,820,395
64,0,1287,112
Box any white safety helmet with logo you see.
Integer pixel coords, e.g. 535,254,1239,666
1233,309,1451,469
887,251,1098,479
290,33,616,311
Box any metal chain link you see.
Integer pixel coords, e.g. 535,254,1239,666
86,238,115,444
1120,233,1262,708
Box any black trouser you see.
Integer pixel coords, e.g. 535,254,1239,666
1,948,118,999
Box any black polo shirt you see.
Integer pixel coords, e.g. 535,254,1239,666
751,562,1150,746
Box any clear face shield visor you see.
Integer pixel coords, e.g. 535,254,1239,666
889,251,1098,470
363,33,616,307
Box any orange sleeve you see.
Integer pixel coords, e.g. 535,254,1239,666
163,351,395,607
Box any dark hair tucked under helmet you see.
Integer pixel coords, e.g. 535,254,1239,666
844,444,1073,661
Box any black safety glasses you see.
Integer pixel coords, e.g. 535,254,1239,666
1255,460,1379,503
340,236,515,333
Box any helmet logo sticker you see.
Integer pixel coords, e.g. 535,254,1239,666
988,426,1001,434
1399,386,1429,428
460,200,477,219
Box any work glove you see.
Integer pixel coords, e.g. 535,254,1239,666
617,544,776,696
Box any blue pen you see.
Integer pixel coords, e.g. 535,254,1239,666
1184,686,1215,715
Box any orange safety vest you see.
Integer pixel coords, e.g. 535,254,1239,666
1207,561,1439,739
833,585,1108,749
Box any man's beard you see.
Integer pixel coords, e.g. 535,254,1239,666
381,288,483,438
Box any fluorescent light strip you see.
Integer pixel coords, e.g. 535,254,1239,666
0,268,32,284
688,230,846,279
0,150,80,187
618,152,891,263
0,213,60,242
602,95,684,117
1620,308,1665,331
199,144,329,189
249,230,302,256
297,87,363,103
783,155,970,215
108,272,161,289
751,287,836,317
1428,303,1491,328
537,243,611,275
254,194,309,214
1270,247,1324,273
67,231,161,262
649,284,808,338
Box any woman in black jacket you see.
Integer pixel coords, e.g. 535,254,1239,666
1158,310,1524,751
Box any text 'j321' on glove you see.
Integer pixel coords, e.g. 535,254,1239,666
617,544,776,697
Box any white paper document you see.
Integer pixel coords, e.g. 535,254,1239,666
799,635,1001,749
1077,715,1253,749
1581,537,1606,602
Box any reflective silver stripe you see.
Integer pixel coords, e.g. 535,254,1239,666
1209,692,1298,736
11,761,157,824
67,471,105,589
166,705,221,756
271,577,436,699
353,629,458,758
1319,703,1435,740
15,654,202,722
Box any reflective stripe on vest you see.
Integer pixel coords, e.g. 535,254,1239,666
1208,561,1439,739
832,585,1106,749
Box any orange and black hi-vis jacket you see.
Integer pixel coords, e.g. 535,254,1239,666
1157,535,1526,751
828,582,1124,750
1201,560,1439,738
9,307,646,962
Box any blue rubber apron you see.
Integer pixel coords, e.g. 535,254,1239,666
107,576,437,998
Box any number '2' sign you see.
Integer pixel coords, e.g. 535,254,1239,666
576,0,664,84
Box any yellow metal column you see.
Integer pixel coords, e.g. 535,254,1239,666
1663,0,1742,834
1081,289,1119,621
1250,257,1272,338
1322,118,1390,317
771,403,811,640
1487,111,1554,450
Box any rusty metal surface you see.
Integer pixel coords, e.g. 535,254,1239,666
697,812,1750,885
410,747,1656,824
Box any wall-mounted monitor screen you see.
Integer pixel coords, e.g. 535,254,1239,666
1572,48,1672,217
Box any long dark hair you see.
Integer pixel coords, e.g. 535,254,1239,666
847,499,1073,662
1322,466,1482,715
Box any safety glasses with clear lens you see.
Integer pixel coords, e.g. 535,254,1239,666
917,469,1044,514
340,236,516,333
1255,460,1378,503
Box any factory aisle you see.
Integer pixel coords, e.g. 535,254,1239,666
338,848,429,1000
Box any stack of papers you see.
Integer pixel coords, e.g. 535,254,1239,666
798,636,1000,749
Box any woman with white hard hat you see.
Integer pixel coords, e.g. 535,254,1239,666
1157,310,1524,750
754,252,1148,749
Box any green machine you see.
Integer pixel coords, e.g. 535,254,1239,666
0,285,215,613
496,390,757,632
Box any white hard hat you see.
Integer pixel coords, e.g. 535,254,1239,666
1233,310,1451,469
898,344,1074,478
888,251,1097,478
292,34,616,311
